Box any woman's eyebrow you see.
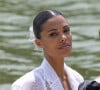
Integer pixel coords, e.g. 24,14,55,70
47,29,57,32
63,25,69,28
47,25,69,32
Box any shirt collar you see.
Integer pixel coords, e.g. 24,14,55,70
40,57,83,90
40,58,63,89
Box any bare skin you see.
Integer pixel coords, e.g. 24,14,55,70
35,15,72,90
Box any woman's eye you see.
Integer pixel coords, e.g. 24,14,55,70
49,32,58,37
63,28,70,33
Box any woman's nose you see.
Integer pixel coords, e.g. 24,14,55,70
60,33,67,43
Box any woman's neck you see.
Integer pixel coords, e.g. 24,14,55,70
45,54,65,81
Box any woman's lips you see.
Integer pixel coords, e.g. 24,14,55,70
58,43,71,49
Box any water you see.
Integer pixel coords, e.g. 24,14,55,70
0,0,100,89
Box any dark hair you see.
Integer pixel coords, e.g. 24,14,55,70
33,10,64,39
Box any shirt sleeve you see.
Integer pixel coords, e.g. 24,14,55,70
11,74,45,90
12,81,44,90
11,85,21,90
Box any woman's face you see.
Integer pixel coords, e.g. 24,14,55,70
36,15,72,58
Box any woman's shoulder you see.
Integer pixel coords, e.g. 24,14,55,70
71,68,84,82
11,67,44,90
64,64,84,82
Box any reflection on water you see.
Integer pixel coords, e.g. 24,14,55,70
0,0,100,89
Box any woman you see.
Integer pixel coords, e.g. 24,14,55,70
12,10,84,90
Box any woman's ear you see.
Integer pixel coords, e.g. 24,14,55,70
35,39,43,48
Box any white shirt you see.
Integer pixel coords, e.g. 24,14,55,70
12,58,84,90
